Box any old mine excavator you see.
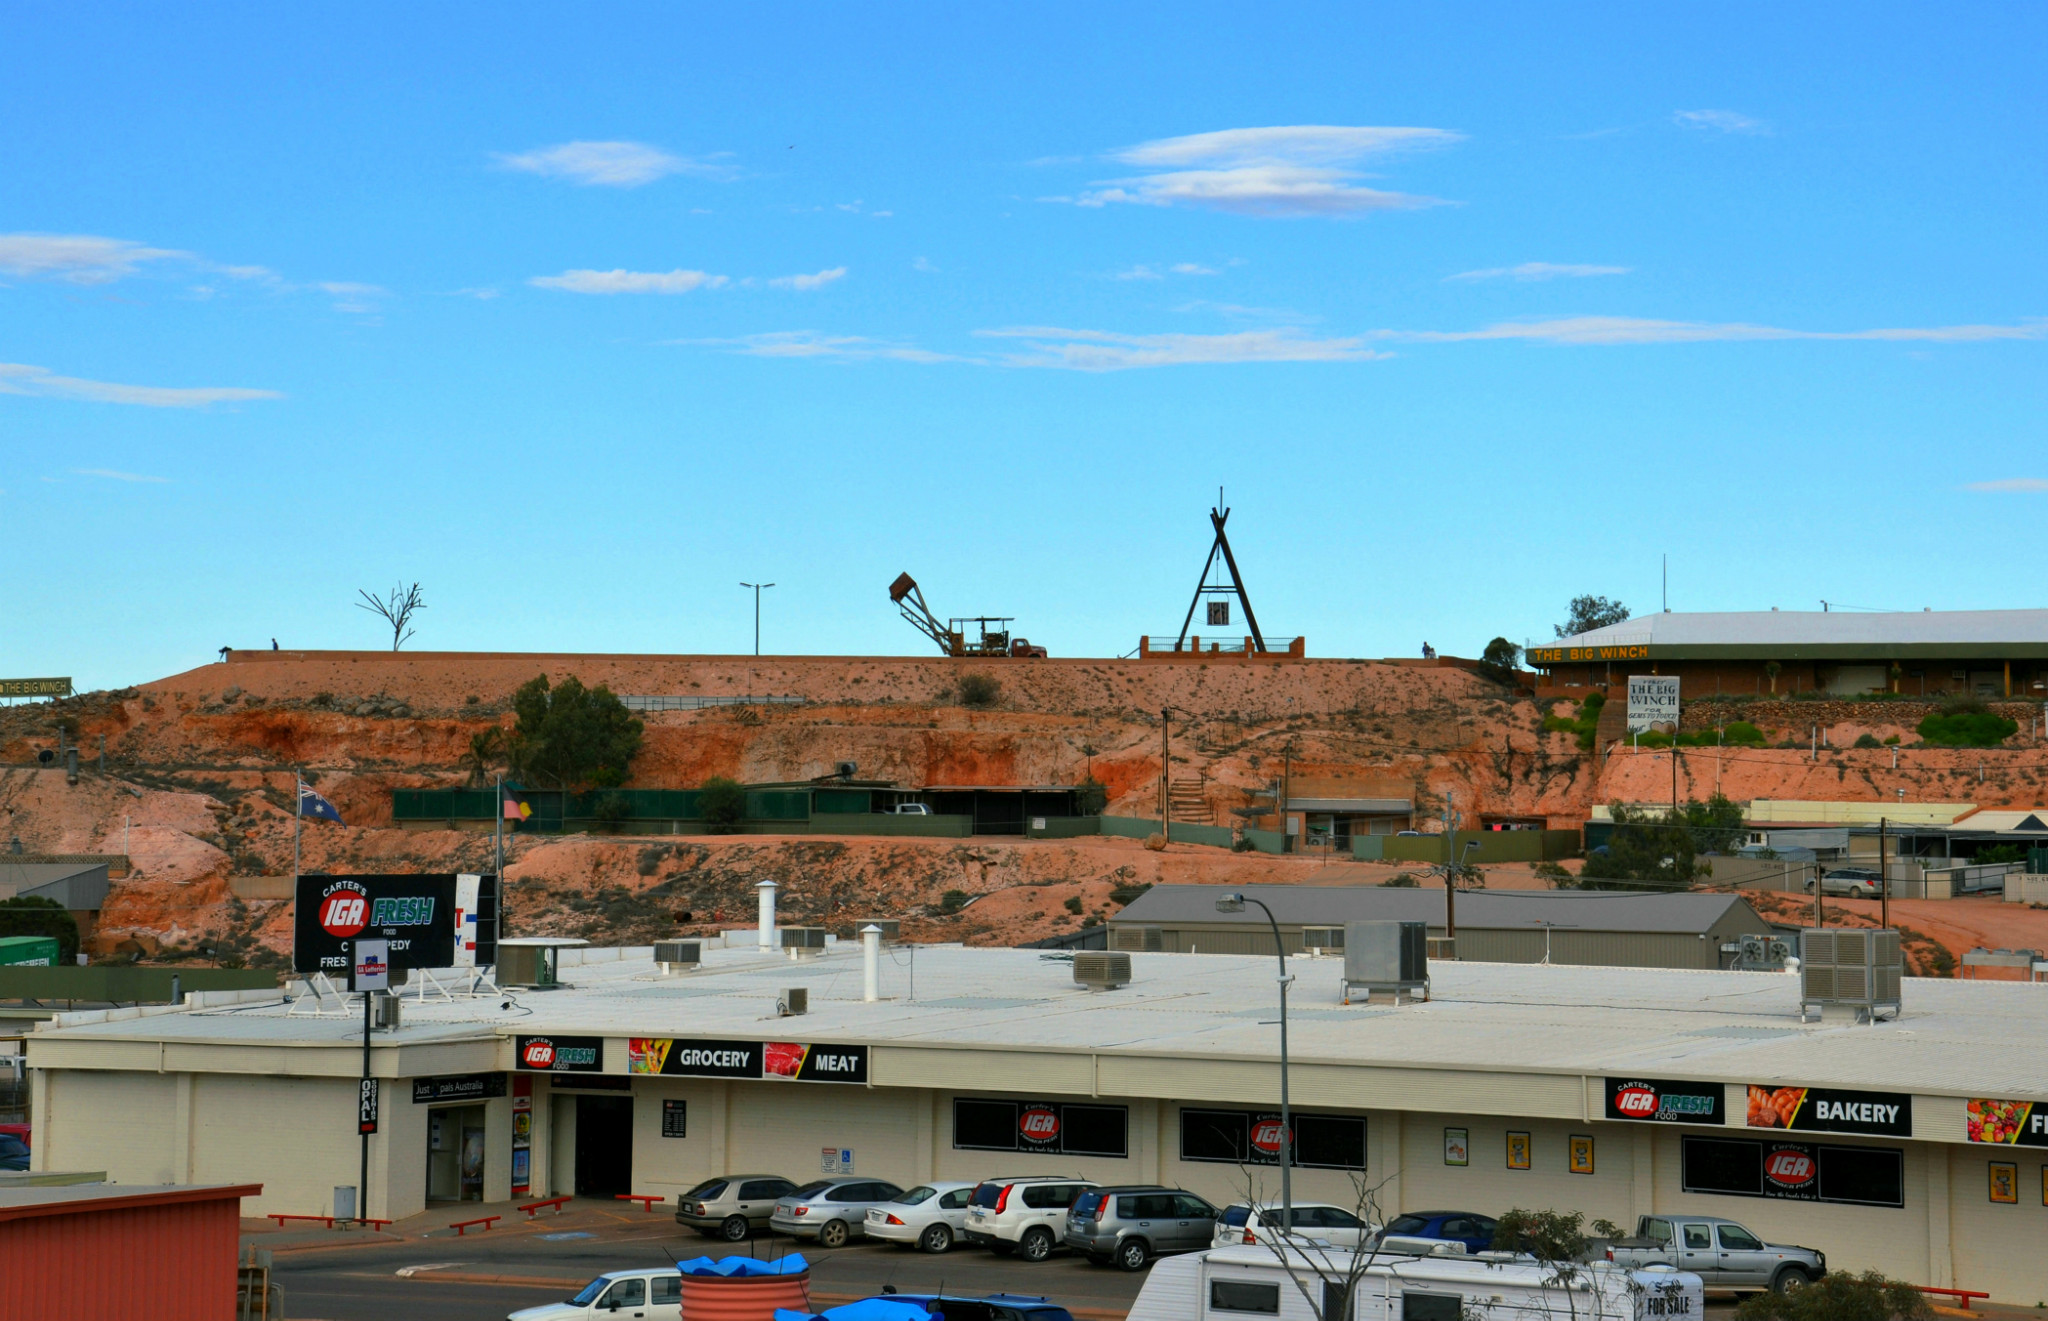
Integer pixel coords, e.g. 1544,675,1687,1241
889,573,1048,658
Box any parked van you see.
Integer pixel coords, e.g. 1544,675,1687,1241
1125,1244,1703,1321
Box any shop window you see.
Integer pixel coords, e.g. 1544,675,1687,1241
951,1097,1128,1158
1181,1109,1248,1163
1178,1108,1367,1170
1681,1138,1762,1197
1297,1115,1367,1170
1681,1136,1903,1208
1061,1105,1129,1158
953,1100,1018,1151
1818,1145,1904,1207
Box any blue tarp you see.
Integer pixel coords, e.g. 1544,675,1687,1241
773,1300,931,1321
676,1253,810,1277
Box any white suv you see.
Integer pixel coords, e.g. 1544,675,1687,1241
962,1175,1099,1262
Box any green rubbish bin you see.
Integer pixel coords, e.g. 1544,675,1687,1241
0,936,61,967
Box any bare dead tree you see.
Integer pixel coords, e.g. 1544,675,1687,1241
356,583,425,650
1233,1166,1398,1321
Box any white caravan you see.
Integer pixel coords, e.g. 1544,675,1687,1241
1127,1243,1704,1321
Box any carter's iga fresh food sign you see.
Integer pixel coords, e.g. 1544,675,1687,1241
292,874,459,973
1748,1084,1913,1137
625,1038,869,1084
1249,1115,1292,1159
1606,1078,1725,1125
515,1035,605,1072
1966,1099,2048,1146
1761,1141,1821,1200
1018,1104,1061,1147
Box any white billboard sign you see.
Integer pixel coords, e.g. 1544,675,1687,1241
1627,676,1681,734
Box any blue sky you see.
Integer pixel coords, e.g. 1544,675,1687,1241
5,4,2045,691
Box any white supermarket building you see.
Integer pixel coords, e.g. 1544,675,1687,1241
23,939,2048,1305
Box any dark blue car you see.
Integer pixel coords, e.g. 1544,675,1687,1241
1385,1210,1498,1254
863,1293,1074,1321
0,1135,29,1172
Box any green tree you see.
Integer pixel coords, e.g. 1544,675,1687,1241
463,728,505,787
0,896,79,964
1555,596,1629,639
1735,1272,1931,1321
1681,792,1747,854
508,674,644,788
1917,702,2018,747
1479,637,1523,683
698,776,747,832
1579,793,1747,889
1078,776,1108,815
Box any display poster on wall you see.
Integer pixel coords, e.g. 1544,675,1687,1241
662,1099,688,1138
1747,1085,1911,1136
1626,676,1681,734
1506,1132,1531,1170
1569,1135,1595,1175
1607,1077,1725,1125
510,1074,533,1196
1965,1099,2048,1146
412,1073,508,1104
1443,1127,1469,1166
1990,1162,2018,1204
625,1038,869,1084
515,1035,605,1072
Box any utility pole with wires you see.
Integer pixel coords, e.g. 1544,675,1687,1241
739,582,776,657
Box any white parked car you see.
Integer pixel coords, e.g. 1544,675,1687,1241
1213,1202,1378,1250
963,1175,1099,1262
509,1268,681,1321
864,1180,978,1253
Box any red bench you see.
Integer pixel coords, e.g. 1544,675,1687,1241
1918,1289,1991,1311
519,1196,573,1218
450,1215,500,1236
615,1194,664,1212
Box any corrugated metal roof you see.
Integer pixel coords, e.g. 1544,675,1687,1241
1285,798,1412,813
1114,883,1758,934
1556,608,2048,649
33,942,2048,1101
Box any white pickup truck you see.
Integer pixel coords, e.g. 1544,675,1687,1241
1605,1215,1824,1294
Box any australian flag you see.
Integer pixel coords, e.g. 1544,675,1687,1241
299,784,344,824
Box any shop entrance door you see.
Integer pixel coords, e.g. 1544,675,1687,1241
574,1094,633,1197
427,1104,488,1203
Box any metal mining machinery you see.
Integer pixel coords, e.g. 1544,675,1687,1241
889,573,1048,657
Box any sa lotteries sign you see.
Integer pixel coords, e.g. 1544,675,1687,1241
515,1035,606,1073
1606,1077,1725,1125
293,874,463,974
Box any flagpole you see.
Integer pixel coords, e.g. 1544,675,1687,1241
494,772,505,948
293,769,302,891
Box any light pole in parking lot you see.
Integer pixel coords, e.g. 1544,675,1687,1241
1216,890,1293,1232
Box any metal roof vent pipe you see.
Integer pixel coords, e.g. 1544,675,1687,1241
1073,950,1132,991
756,880,778,956
861,925,883,1001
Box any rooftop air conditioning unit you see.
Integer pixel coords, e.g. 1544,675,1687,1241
498,943,561,990
1800,927,1902,1021
848,919,899,943
1342,920,1430,1005
1112,925,1163,953
653,940,702,975
1727,934,1792,972
1301,926,1346,955
781,927,828,959
1073,951,1132,991
778,987,808,1016
370,991,401,1031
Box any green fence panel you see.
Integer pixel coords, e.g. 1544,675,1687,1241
393,789,499,820
1377,831,1581,865
746,790,811,821
1027,816,1103,839
1244,827,1290,855
1350,835,1385,861
1100,816,1162,839
813,789,873,815
809,813,974,838
1166,822,1235,849
0,966,278,1002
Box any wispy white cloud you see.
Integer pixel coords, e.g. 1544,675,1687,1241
1675,109,1769,135
444,287,500,300
1964,478,2048,493
0,233,190,283
0,362,282,408
73,467,169,483
697,331,964,363
1390,316,2047,345
1448,262,1631,283
1172,262,1220,276
317,281,389,314
979,325,1389,371
1116,262,1220,280
1114,265,1164,281
529,268,728,294
496,140,729,187
769,267,848,291
912,257,939,273
1075,125,1461,216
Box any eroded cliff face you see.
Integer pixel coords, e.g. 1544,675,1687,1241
3,651,2042,967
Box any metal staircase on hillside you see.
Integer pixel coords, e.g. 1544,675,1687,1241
1168,776,1211,824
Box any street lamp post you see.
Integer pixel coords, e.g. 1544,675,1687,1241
739,582,776,657
1216,891,1294,1235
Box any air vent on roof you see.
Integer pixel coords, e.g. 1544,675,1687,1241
1301,926,1345,955
1341,920,1429,1005
1112,925,1163,953
1800,927,1902,1022
1072,951,1132,991
777,987,808,1016
653,940,702,975
781,927,828,959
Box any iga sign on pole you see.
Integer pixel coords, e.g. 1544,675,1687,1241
294,874,470,975
1626,676,1681,734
